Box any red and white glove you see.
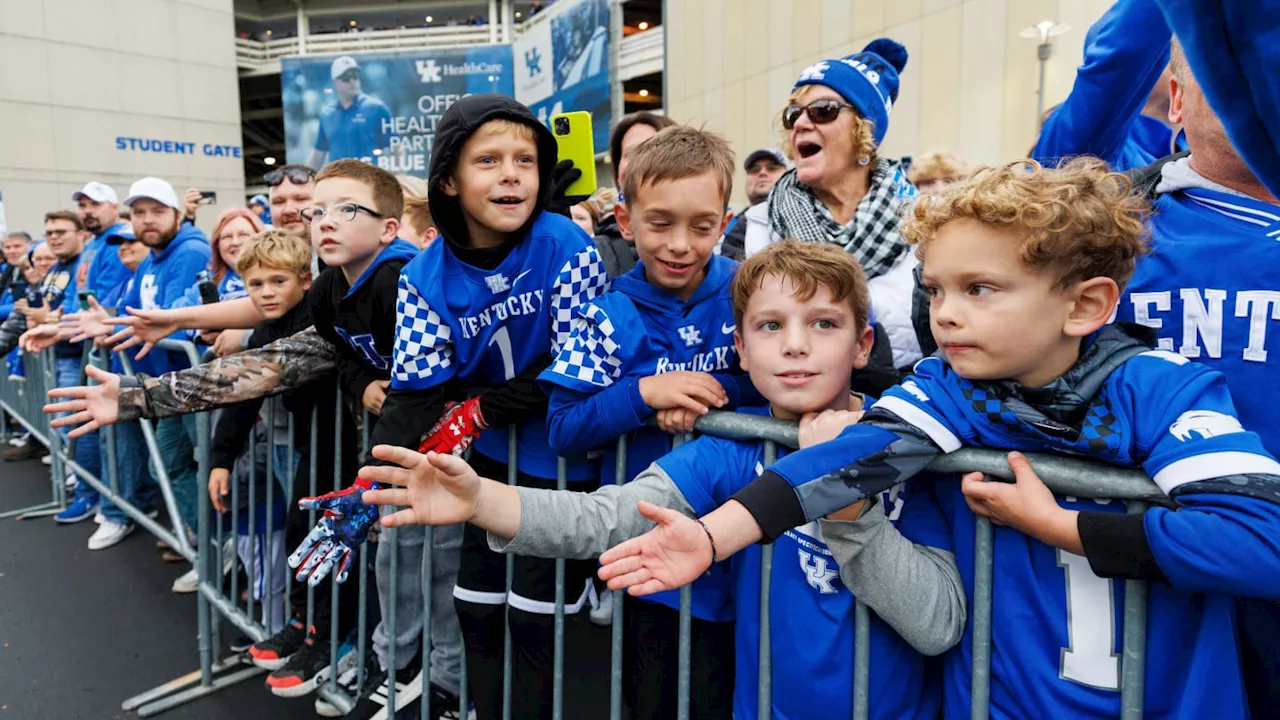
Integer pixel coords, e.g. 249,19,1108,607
417,397,488,456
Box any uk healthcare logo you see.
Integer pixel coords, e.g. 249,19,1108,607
416,59,443,83
525,48,543,77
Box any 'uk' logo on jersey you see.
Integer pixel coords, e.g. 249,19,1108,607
678,325,702,347
485,273,511,294
334,327,391,371
416,59,442,83
1170,410,1245,441
798,550,839,594
139,275,160,310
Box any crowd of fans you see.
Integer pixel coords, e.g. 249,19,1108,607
5,1,1280,719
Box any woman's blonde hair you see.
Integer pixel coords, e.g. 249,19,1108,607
778,85,878,166
907,149,969,185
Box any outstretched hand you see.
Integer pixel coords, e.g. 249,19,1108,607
360,445,484,528
104,307,182,359
19,323,70,353
289,481,382,585
44,365,122,438
597,500,713,596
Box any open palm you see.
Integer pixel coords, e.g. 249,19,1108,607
360,445,482,528
44,365,121,439
597,501,713,596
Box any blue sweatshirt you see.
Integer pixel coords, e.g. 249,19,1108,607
122,223,211,375
85,221,134,300
1031,0,1172,171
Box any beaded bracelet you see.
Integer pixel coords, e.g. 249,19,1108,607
697,518,718,573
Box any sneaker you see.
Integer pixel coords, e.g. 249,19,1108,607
315,650,385,718
589,587,614,626
171,567,198,593
332,656,432,720
94,510,104,524
88,520,134,550
398,682,465,720
249,620,307,670
40,454,52,466
5,441,47,462
65,473,78,491
267,635,349,698
54,497,98,524
229,635,254,653
7,432,29,447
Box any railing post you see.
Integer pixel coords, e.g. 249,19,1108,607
757,440,777,719
296,4,308,55
609,435,627,720
1120,500,1148,719
971,516,993,720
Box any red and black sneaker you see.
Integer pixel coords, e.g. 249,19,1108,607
266,636,340,698
248,619,307,670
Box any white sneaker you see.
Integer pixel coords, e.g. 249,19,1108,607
94,511,104,524
589,587,614,626
7,432,29,447
64,473,76,491
41,455,51,466
88,520,134,550
172,567,199,594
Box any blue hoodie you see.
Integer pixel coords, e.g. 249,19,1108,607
85,221,134,300
122,223,211,375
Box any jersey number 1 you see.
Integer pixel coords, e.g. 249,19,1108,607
1058,549,1120,690
488,326,516,381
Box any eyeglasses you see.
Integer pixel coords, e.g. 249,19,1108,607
264,167,317,187
300,202,384,225
781,99,855,130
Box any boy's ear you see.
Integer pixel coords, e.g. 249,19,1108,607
381,216,399,245
1064,277,1119,338
300,271,313,291
440,176,460,198
733,328,748,372
851,324,875,370
720,208,732,236
614,202,635,241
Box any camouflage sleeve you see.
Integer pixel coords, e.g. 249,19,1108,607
0,311,28,357
116,325,340,421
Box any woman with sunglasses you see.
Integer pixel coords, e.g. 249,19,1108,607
738,38,923,369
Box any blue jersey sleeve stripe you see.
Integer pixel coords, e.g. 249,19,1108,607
1152,451,1280,494
874,395,963,453
392,274,455,387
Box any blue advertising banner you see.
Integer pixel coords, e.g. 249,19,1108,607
282,45,514,177
513,0,612,155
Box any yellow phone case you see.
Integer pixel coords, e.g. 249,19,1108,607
551,111,598,198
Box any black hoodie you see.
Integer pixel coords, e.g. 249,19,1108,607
369,94,575,461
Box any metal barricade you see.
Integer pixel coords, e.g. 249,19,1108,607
15,336,1160,720
0,347,66,519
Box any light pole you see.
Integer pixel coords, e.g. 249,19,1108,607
1020,20,1071,124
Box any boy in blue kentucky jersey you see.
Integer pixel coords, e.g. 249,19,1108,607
538,126,760,720
364,93,607,720
602,159,1280,719
360,241,960,720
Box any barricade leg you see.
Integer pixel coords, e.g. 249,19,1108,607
971,516,993,720
0,351,63,519
608,436,627,720
757,440,777,720
1120,501,1147,720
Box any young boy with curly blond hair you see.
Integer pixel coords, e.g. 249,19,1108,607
600,158,1280,719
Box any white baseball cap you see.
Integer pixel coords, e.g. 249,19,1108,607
331,55,359,79
72,181,118,204
123,177,181,210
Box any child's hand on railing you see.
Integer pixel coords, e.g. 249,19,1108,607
44,365,122,438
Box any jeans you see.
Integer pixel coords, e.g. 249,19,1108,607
98,421,160,524
154,415,199,534
55,356,101,506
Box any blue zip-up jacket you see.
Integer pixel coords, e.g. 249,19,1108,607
122,223,211,375
1031,0,1173,171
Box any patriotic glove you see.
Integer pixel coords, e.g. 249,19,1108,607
288,478,382,586
417,398,488,457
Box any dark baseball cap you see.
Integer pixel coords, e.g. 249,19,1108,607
744,148,789,171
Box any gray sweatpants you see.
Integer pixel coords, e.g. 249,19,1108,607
373,520,465,695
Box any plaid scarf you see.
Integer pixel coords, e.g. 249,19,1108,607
767,158,912,279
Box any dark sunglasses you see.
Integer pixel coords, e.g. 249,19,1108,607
335,70,359,82
782,99,855,130
264,167,317,186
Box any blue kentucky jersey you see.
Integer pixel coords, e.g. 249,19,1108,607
1116,186,1280,457
393,211,609,480
659,422,939,720
540,254,751,486
315,93,393,162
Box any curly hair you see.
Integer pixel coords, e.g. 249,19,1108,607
901,158,1151,290
778,85,878,165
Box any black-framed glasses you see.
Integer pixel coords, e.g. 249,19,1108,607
264,167,317,187
300,202,384,225
782,99,855,130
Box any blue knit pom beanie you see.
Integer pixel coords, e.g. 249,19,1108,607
793,38,909,147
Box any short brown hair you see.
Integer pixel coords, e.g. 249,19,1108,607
610,111,677,184
315,159,404,220
901,158,1151,290
44,210,84,231
779,85,878,165
621,126,734,209
731,241,870,331
1168,38,1186,80
402,195,435,235
236,229,311,277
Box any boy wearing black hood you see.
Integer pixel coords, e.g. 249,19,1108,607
357,94,609,719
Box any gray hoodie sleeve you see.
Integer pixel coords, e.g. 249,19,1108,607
819,502,966,657
487,463,695,559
